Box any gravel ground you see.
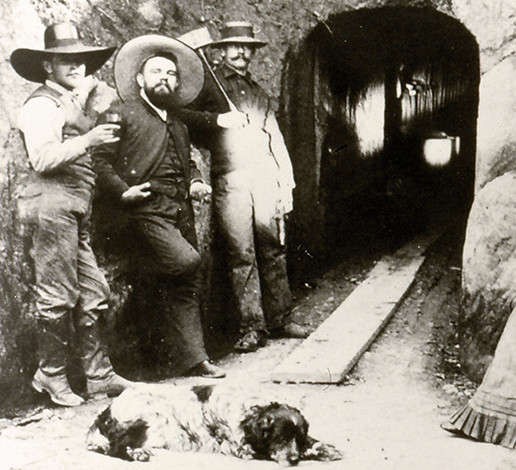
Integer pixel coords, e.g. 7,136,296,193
1,220,515,470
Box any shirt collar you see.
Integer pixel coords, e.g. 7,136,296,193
45,79,78,100
139,88,167,122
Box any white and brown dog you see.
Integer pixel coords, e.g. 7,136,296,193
86,383,343,466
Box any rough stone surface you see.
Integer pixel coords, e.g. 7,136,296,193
474,56,516,191
460,171,516,382
0,0,43,140
1,0,516,401
0,0,45,404
453,0,516,74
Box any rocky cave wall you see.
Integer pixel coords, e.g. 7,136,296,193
1,0,515,401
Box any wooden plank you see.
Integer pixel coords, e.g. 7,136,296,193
270,233,438,384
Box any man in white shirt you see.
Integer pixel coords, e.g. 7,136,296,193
11,23,134,407
179,22,308,353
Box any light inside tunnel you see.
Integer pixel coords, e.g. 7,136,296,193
311,15,478,162
423,134,460,167
353,82,384,157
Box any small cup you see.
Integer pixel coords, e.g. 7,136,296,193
99,111,122,138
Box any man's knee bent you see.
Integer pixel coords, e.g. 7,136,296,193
161,249,201,278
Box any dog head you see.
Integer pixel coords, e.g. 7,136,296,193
240,402,309,466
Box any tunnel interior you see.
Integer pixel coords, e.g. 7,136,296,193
281,7,479,271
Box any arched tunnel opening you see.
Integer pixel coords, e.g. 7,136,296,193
281,7,479,278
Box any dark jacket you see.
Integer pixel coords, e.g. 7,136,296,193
93,97,201,200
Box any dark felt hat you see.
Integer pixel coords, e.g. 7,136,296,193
209,21,267,48
114,34,204,106
10,23,115,83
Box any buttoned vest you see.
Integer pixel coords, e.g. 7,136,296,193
18,85,98,222
24,85,96,193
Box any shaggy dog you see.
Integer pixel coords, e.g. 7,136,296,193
86,383,343,466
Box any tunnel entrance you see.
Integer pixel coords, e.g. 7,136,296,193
281,7,479,274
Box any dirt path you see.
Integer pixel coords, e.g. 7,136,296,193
1,227,515,469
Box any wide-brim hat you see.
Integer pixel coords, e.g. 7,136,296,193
209,21,267,48
10,23,115,83
114,34,204,106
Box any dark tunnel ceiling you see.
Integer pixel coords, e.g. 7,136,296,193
310,7,479,92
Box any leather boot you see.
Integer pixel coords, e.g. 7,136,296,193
32,368,84,407
32,318,84,407
77,318,135,397
87,372,135,397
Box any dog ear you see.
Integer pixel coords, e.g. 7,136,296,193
240,407,261,438
248,406,274,435
240,407,268,456
191,384,215,403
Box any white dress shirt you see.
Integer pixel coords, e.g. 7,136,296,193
18,80,89,174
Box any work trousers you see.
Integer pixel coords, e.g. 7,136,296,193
213,170,292,335
30,187,112,380
130,195,208,375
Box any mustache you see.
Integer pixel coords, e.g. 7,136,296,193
228,53,249,61
153,82,172,93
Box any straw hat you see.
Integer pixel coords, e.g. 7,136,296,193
114,34,204,106
10,23,115,83
209,21,267,48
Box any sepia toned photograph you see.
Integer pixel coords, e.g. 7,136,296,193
0,0,515,468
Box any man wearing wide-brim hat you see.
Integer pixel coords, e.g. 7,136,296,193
92,34,226,379
11,23,134,407
179,21,309,353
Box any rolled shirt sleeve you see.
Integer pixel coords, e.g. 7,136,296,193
18,96,89,174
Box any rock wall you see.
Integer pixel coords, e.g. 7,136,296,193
454,0,516,192
460,171,516,381
452,0,516,380
0,0,46,406
1,0,515,401
474,56,516,190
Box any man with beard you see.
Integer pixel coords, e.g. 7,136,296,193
92,35,242,378
179,22,309,353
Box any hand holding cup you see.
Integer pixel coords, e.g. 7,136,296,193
85,123,121,147
88,111,122,146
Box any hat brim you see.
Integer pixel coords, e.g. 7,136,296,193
209,36,267,48
10,46,115,83
114,35,204,106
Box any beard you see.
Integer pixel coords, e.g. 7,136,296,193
145,83,181,110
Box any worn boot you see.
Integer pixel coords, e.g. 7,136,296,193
32,368,84,407
78,318,135,397
32,318,84,407
87,372,135,397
